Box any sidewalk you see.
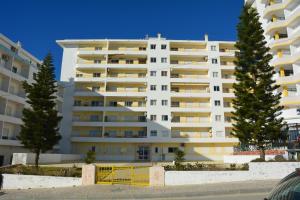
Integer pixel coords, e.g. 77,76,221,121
0,179,278,200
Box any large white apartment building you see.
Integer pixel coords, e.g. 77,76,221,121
0,34,40,165
0,34,64,166
246,0,300,137
57,34,239,162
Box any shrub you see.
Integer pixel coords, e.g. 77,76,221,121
274,155,286,162
0,165,81,177
174,149,185,170
241,163,249,170
230,164,236,170
84,150,96,164
251,158,266,162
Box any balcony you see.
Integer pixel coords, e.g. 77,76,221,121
219,43,237,56
263,0,286,18
271,50,300,67
169,41,206,55
171,101,210,112
106,72,147,83
171,131,211,138
103,130,147,138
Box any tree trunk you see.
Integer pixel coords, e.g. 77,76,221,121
259,148,265,161
35,150,40,169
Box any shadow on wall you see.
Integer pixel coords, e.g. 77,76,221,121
59,77,232,162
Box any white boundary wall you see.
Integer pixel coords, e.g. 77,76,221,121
165,162,300,185
2,174,82,189
12,153,82,165
223,155,277,164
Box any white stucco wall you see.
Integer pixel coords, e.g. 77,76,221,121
165,162,300,185
2,174,82,189
12,153,82,165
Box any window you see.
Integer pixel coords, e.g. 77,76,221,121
150,85,156,91
94,59,101,64
162,100,168,106
161,71,168,76
168,147,177,153
161,57,167,63
150,57,156,63
150,44,156,50
126,60,133,64
125,101,133,107
150,115,157,121
150,130,157,136
150,71,156,76
91,101,100,106
93,73,101,77
109,101,117,107
76,73,83,77
213,72,218,78
90,115,99,121
74,100,81,106
92,86,100,92
212,58,218,64
161,85,168,91
95,47,102,50
214,86,220,91
89,130,100,136
211,45,217,51
91,146,96,152
155,147,159,153
125,131,133,137
215,115,222,122
12,66,17,73
162,115,168,121
214,100,221,106
150,99,157,106
161,44,167,50
138,131,146,137
33,73,37,79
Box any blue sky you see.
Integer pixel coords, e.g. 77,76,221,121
1,0,244,79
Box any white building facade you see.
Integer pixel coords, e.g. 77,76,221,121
0,34,39,165
57,34,239,162
246,0,300,138
0,34,64,166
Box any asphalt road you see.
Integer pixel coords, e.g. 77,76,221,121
0,180,276,200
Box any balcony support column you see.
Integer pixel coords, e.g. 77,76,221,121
280,67,285,77
282,86,288,97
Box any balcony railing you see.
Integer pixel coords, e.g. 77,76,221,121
103,131,147,138
104,116,146,122
171,131,210,138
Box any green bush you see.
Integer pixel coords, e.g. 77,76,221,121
164,163,248,171
84,150,96,164
251,158,266,162
274,155,286,162
230,164,236,170
174,149,185,170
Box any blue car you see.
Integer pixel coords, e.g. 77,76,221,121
265,169,300,200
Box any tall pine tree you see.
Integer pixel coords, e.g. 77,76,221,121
18,53,62,168
232,4,285,161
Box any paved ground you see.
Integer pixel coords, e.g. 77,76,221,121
0,180,278,200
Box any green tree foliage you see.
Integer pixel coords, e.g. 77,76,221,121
18,53,62,168
232,4,286,161
84,150,96,164
174,149,185,170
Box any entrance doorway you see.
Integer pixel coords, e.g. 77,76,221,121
137,146,150,161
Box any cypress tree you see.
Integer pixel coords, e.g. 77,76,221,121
232,4,285,161
18,53,62,168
